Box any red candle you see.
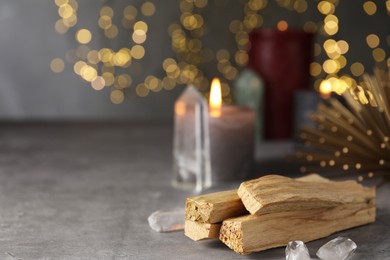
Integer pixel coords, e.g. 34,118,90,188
248,29,314,139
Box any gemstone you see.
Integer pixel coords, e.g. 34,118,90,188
316,237,357,260
148,208,184,233
172,85,211,192
285,240,311,260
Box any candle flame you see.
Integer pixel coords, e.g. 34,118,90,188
277,20,288,31
209,78,222,117
319,79,332,99
175,101,186,116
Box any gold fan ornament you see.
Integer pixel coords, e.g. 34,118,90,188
297,65,390,182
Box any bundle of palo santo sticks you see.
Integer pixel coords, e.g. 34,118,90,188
184,174,376,254
297,66,390,181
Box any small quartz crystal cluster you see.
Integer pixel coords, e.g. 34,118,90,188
286,237,357,260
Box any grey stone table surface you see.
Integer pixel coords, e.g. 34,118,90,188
0,123,389,260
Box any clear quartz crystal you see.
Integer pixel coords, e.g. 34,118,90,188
172,85,211,192
285,241,311,260
148,208,184,233
316,237,357,260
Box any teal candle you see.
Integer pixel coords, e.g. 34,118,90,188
234,69,264,145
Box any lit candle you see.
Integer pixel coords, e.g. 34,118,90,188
319,79,332,99
209,78,222,118
208,78,255,184
172,80,256,191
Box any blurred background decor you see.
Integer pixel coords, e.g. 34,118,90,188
297,66,390,183
0,1,386,127
248,29,314,139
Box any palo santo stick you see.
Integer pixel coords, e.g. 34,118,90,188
238,175,375,215
220,200,376,254
295,173,329,183
185,174,327,224
185,189,247,224
184,220,221,241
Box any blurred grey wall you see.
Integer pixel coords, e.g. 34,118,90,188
0,1,388,121
0,0,244,121
0,1,182,121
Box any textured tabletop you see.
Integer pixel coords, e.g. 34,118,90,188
0,123,389,260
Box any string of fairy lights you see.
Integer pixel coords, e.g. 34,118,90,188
313,0,389,96
52,0,156,104
51,0,390,104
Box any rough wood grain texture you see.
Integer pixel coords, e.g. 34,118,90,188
220,199,376,254
185,189,248,224
185,174,327,224
184,220,221,241
238,175,375,215
295,173,330,183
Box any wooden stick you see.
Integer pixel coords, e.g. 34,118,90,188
185,174,330,224
184,220,221,241
329,98,366,132
219,201,375,254
185,189,247,224
185,174,332,241
295,173,330,183
300,126,378,160
318,105,379,151
310,109,379,154
295,150,373,165
364,73,390,128
238,175,375,215
372,69,390,128
300,132,378,162
343,91,364,118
